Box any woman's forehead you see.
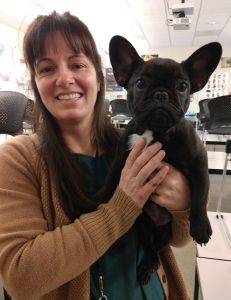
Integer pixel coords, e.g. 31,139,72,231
38,31,83,58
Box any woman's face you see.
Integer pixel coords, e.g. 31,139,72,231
34,32,100,128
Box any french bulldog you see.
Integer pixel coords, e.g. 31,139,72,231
92,36,222,284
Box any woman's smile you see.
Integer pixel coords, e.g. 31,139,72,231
56,92,83,101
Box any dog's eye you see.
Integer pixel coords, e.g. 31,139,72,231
136,79,145,90
176,81,188,92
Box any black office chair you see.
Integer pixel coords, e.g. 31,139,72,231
22,98,34,134
198,98,211,143
199,96,231,248
104,99,111,117
0,91,28,136
110,99,132,128
198,95,231,144
198,98,209,129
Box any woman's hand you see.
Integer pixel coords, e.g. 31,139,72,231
150,162,191,211
119,139,169,208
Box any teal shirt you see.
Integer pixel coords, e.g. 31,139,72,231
76,153,165,300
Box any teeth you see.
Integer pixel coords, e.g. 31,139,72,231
57,93,81,100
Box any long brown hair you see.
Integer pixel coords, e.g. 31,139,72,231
23,11,119,220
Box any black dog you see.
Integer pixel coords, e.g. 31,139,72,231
92,36,222,284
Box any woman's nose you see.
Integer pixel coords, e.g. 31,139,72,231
56,67,75,87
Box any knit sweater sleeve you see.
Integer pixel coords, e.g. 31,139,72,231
169,208,192,247
0,135,141,299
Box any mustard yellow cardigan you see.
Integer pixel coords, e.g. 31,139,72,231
0,135,191,299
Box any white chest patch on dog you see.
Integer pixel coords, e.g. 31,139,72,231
128,130,154,150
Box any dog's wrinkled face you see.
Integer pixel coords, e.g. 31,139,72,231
126,57,190,133
109,35,222,135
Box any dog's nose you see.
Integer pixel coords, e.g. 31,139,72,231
153,91,169,102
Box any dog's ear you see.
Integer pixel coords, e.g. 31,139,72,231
109,35,143,89
182,42,222,93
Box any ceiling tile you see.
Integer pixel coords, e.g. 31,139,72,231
0,0,230,60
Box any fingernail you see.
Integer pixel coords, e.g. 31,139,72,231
159,150,166,157
152,141,162,149
137,137,146,146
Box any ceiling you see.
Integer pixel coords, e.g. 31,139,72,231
0,0,230,58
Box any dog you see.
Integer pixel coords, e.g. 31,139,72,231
92,35,222,284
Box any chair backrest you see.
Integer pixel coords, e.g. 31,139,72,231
0,91,28,135
23,98,34,126
207,95,231,125
200,95,231,134
198,98,210,124
110,99,131,117
104,99,111,116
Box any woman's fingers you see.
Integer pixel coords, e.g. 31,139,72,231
135,149,166,186
124,138,146,169
149,164,170,190
150,163,191,211
126,163,169,208
125,139,163,178
119,140,169,208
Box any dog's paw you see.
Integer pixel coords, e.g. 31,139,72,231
190,215,212,245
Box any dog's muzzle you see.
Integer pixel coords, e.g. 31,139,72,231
151,88,184,117
153,90,169,103
132,88,184,132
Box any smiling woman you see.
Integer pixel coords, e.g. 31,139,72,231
34,32,100,129
0,11,192,300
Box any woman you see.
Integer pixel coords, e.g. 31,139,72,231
0,11,191,300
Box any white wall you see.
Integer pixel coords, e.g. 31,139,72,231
0,22,32,97
0,22,23,47
1,21,230,112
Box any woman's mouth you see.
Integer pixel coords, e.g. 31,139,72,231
56,93,82,100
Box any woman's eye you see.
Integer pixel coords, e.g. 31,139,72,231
136,78,146,90
36,66,55,75
176,81,188,92
72,63,85,70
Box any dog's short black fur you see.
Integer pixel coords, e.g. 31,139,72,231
92,36,222,284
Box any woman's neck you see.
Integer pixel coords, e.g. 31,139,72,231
59,119,97,156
